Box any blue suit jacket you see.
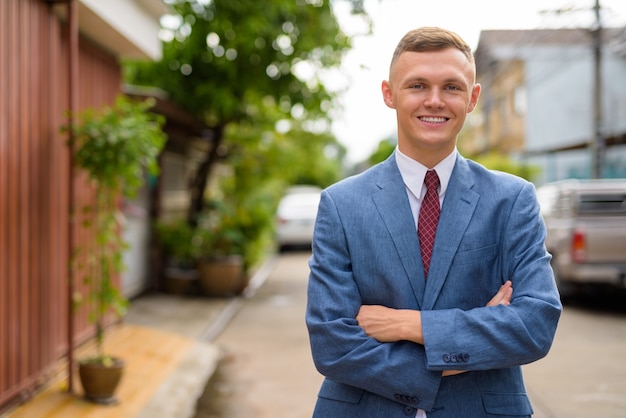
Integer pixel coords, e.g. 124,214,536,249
306,153,562,417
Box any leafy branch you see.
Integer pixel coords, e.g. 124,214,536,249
66,95,166,361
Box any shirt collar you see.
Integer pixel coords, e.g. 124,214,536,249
395,147,457,201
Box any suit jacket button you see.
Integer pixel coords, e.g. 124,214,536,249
404,406,416,416
462,353,470,362
443,354,451,362
450,353,458,362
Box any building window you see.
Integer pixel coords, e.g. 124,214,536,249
513,86,527,116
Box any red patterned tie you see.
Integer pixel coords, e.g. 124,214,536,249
419,170,440,278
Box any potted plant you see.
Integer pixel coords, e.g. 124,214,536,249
195,199,248,297
154,218,200,295
67,94,166,404
194,182,278,297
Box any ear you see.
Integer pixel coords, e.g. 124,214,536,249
381,80,395,109
467,83,481,112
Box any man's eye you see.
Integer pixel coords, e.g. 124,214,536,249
445,85,460,91
410,84,424,90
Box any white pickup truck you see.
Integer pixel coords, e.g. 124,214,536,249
536,178,626,298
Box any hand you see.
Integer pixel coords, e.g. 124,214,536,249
487,280,513,307
356,280,514,376
356,305,423,344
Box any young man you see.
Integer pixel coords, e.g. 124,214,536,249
306,27,561,417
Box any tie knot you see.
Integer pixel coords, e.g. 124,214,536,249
424,170,440,191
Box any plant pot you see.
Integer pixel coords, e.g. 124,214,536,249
162,266,199,295
78,357,125,405
197,255,247,297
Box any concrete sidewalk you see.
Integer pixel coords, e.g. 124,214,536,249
132,258,277,418
6,258,277,418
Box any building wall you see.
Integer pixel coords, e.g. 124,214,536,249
526,45,595,151
77,0,164,60
0,0,125,411
525,45,626,182
529,145,626,184
602,54,626,138
1,1,70,409
483,60,526,153
476,30,626,184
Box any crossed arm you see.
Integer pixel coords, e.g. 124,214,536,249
356,280,513,376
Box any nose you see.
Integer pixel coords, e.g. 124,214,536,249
424,88,445,108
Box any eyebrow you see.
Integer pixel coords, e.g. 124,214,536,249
403,76,467,85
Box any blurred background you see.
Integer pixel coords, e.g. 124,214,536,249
2,0,626,416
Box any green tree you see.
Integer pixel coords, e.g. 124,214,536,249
125,0,363,224
211,113,346,267
364,137,540,181
368,137,396,166
470,151,540,181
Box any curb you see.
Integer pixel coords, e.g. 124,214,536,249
200,255,278,342
135,342,221,418
139,256,278,418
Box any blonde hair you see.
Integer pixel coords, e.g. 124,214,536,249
390,27,474,71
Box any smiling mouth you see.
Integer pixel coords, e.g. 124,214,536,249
419,116,448,123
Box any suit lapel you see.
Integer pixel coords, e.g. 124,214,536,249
422,156,479,310
372,157,425,308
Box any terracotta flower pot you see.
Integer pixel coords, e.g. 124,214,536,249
162,266,199,295
197,255,247,297
78,357,124,405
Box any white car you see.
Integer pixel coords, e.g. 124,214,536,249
276,186,322,251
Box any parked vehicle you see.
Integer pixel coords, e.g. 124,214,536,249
275,186,322,252
536,179,626,298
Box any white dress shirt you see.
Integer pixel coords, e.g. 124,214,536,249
394,147,457,418
395,147,456,229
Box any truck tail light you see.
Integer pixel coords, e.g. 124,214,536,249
571,229,586,263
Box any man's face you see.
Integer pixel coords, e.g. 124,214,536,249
381,47,481,166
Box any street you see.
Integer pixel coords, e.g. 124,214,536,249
524,289,626,418
194,252,322,418
194,252,626,418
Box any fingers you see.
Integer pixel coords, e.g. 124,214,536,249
356,305,424,344
442,369,467,377
486,280,513,307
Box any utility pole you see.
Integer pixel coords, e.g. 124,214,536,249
591,0,604,179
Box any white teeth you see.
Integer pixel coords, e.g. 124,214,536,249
420,116,446,123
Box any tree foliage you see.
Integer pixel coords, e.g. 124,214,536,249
368,138,396,166
470,151,541,181
70,96,166,197
363,135,540,181
128,0,349,124
66,96,166,361
125,0,359,224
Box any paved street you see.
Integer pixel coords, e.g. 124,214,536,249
194,252,322,418
524,290,626,418
194,252,626,418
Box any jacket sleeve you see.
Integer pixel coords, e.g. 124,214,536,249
421,182,562,371
306,189,442,411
